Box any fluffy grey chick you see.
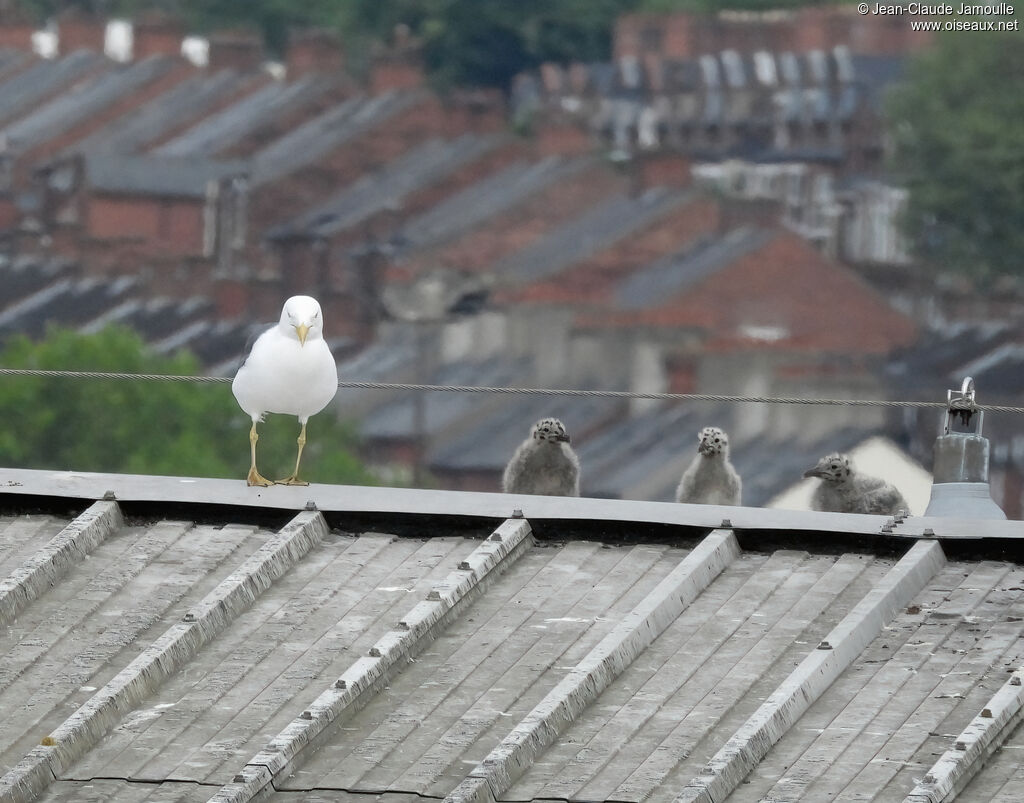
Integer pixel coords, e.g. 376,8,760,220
502,418,580,497
803,453,909,515
676,426,742,506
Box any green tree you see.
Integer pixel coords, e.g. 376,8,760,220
887,30,1024,283
0,326,374,484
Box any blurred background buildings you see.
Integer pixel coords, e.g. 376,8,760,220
0,4,1022,513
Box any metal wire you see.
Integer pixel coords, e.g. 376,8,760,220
1,367,1020,413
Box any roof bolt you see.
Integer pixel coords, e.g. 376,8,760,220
458,561,471,570
981,708,994,718
427,590,442,601
369,646,382,657
233,774,246,783
299,710,313,720
334,679,347,689
183,612,196,623
720,518,732,529
955,740,967,750
511,508,524,519
488,532,503,542
397,620,410,630
304,500,317,511
102,490,117,501
924,774,936,785
1012,676,1022,686
881,519,895,533
817,641,832,650
923,528,936,537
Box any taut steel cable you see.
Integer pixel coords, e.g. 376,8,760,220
1,368,1020,413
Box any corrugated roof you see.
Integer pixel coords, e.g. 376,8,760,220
1,471,1023,803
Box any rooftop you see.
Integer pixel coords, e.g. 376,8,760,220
1,469,1023,803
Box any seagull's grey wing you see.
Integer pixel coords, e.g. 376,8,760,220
236,322,273,373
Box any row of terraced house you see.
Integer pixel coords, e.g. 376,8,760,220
1,7,1023,514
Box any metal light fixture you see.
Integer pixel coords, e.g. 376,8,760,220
924,377,1006,519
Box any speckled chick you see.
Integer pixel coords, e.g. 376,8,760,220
676,426,742,506
502,418,580,497
804,452,909,515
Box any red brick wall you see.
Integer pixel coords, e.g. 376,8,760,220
287,28,344,77
87,194,203,255
207,32,263,72
133,16,186,60
0,23,34,52
57,12,105,54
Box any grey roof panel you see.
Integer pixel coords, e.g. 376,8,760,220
492,187,693,284
271,133,506,240
70,68,245,155
360,356,531,441
0,50,103,126
398,155,591,251
2,55,173,150
154,74,333,157
83,152,248,197
2,478,1022,803
250,90,426,186
615,226,774,310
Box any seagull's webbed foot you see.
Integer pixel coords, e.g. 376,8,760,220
247,467,274,487
275,475,309,486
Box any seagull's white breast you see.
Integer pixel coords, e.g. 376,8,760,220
232,328,338,421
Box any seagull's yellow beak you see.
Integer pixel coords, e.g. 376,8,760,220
295,323,310,346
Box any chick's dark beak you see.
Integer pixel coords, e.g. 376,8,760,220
803,467,824,479
556,433,571,443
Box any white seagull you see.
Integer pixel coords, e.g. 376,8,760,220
231,295,338,486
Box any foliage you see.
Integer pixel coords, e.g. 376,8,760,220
17,0,855,87
0,326,375,484
887,30,1024,283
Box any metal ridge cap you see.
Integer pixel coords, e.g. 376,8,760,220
2,467,1022,541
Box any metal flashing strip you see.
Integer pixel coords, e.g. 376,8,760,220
446,528,741,803
5,467,1023,540
675,538,947,803
904,666,1024,803
0,510,327,803
0,500,122,626
208,516,534,803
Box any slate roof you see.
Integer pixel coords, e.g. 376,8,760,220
0,50,104,127
1,55,173,151
69,68,247,156
82,153,248,198
1,470,1023,803
153,74,334,158
268,133,507,241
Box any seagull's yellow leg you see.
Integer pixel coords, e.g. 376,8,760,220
246,422,273,487
277,421,309,486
